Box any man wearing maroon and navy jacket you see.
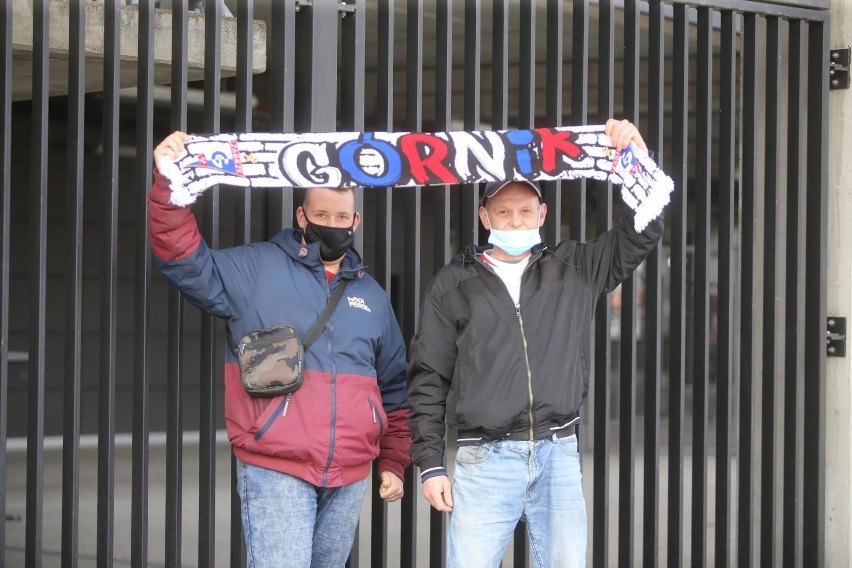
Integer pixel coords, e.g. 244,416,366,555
150,131,411,568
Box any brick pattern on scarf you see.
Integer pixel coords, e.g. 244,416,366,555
158,125,674,233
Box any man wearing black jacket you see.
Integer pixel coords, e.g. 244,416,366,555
407,119,664,567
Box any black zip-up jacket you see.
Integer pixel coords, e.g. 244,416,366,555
407,208,663,478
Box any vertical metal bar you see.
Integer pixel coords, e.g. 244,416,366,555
542,0,563,246
618,0,640,566
430,2,452,562
96,0,120,565
668,6,689,567
401,3,423,566
462,0,481,246
518,0,535,129
372,4,395,544
802,18,828,567
268,0,296,234
340,0,366,255
760,16,781,568
491,0,508,130
0,0,10,562
199,1,222,565
165,3,189,566
643,3,664,566
26,1,49,567
62,1,85,565
296,0,338,132
231,2,255,566
783,19,805,568
513,3,537,564
739,14,759,568
132,1,155,566
374,0,395,293
692,8,713,568
593,0,614,563
715,10,737,568
569,0,587,243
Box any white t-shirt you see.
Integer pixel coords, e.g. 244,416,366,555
481,251,530,305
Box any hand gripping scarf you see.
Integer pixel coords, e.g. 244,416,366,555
158,125,674,233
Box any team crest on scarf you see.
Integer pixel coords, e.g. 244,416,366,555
158,125,674,232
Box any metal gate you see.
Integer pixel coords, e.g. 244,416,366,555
0,0,829,566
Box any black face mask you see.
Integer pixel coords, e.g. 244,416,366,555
302,217,355,262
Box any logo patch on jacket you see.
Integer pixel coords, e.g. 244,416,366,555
348,296,372,312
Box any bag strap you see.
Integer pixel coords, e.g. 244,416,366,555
227,277,350,355
302,278,349,349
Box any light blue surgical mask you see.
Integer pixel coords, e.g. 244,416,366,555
485,212,541,256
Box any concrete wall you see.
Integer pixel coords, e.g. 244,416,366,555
825,0,852,564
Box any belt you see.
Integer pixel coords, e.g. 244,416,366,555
457,424,576,445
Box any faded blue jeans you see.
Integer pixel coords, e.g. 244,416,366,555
447,434,587,568
236,459,367,568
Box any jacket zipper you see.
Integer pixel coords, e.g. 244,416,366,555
516,304,535,441
369,397,385,436
474,250,543,441
254,392,293,441
323,280,337,488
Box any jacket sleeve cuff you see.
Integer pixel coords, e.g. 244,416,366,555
419,466,447,482
377,457,407,480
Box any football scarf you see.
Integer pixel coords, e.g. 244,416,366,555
158,125,674,232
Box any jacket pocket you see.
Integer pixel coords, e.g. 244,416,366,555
329,381,384,467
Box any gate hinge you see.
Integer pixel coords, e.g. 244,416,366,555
827,316,846,357
830,48,850,90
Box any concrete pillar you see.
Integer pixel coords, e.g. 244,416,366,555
825,0,852,564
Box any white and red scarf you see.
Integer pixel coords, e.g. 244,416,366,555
158,125,674,232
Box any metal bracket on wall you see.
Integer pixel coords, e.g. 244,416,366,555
827,316,847,357
830,48,850,90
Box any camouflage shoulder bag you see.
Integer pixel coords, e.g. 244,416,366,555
229,279,349,398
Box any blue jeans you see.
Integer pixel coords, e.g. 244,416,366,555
447,434,587,568
236,459,367,568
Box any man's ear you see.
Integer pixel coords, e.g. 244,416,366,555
352,211,362,232
296,206,307,230
538,203,548,227
478,206,491,230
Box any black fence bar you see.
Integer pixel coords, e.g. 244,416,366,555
97,1,122,565
643,3,665,567
370,0,396,560
492,0,508,130
26,1,49,566
0,0,7,554
61,1,85,565
132,2,155,567
783,19,805,568
199,0,223,565
231,2,255,566
542,0,563,247
738,14,758,567
760,16,781,568
618,0,640,564
267,0,296,235
692,8,713,567
165,3,189,566
0,0,10,563
715,10,737,567
803,17,828,566
512,3,536,565
401,1,423,566
668,5,689,566
568,0,587,242
462,0,481,247
429,3,452,566
592,0,614,564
